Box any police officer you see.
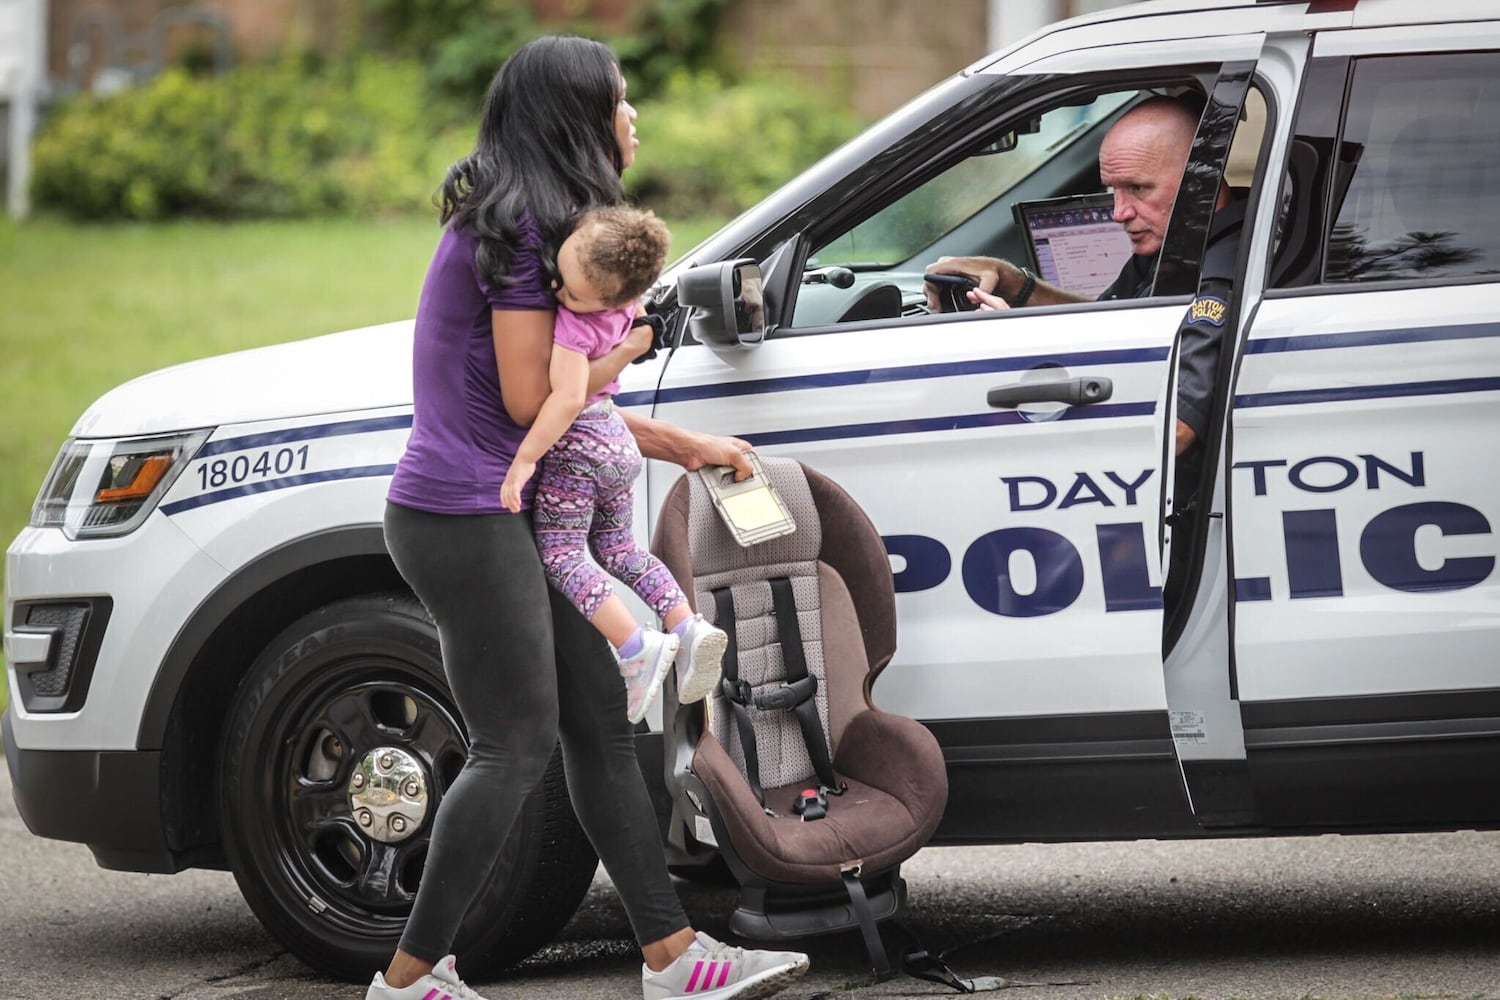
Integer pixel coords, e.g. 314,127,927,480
926,96,1244,603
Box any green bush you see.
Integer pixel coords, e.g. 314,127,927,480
625,71,864,219
30,58,470,220
29,60,862,223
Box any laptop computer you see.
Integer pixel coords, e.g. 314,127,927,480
1014,193,1136,300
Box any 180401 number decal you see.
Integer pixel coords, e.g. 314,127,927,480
196,445,310,490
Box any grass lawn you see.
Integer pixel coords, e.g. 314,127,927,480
0,213,726,714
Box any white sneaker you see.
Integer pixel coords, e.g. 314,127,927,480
642,931,809,999
365,954,491,1000
674,614,727,705
622,628,681,724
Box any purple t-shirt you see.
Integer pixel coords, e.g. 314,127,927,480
388,220,555,514
553,303,636,406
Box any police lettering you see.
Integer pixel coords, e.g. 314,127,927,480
885,521,1160,617
886,449,1492,616
1186,295,1228,327
1233,451,1425,496
1000,469,1153,511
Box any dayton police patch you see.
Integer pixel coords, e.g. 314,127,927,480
1186,295,1228,326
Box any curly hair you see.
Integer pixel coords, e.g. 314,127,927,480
572,206,672,307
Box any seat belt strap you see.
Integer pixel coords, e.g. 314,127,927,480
711,586,769,811
842,867,894,981
768,577,842,794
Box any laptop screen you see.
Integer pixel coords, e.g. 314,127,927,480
1014,194,1136,300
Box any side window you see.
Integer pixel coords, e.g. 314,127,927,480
788,91,1137,329
1326,52,1500,284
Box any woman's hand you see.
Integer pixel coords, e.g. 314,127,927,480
681,429,755,481
622,319,655,360
500,459,537,513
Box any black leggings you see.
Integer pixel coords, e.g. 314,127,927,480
383,501,689,963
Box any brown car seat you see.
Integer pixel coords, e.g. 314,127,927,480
652,457,948,975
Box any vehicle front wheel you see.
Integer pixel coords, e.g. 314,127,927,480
218,593,599,982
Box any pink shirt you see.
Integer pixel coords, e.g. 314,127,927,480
553,302,637,405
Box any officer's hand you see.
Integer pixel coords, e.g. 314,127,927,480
969,287,1011,311
924,257,1005,312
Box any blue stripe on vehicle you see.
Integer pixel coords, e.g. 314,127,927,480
1235,577,1273,602
1234,375,1500,409
170,350,1169,514
1245,322,1500,355
642,346,1170,405
745,401,1154,447
196,415,413,457
161,465,397,515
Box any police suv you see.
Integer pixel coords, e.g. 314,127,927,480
6,0,1499,980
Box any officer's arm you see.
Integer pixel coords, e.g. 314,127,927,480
1174,274,1235,455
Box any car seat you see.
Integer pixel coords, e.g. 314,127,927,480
651,457,948,976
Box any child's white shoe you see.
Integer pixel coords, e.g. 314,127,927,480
674,614,728,705
621,629,680,724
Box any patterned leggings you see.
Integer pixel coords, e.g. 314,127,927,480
534,405,687,623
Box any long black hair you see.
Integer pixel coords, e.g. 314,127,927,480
438,35,626,289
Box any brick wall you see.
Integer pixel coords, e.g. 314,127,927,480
46,0,332,89
45,0,985,117
721,0,988,119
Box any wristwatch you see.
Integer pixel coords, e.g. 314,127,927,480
1009,265,1037,308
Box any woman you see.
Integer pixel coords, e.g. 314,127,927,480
367,35,811,1000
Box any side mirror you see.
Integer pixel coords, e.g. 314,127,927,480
677,259,766,349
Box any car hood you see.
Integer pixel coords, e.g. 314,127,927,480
71,322,417,439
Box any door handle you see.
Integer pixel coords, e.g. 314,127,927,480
987,376,1113,409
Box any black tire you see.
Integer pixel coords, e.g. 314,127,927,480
218,592,599,982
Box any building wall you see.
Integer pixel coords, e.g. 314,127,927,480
46,0,638,88
46,0,330,89
44,0,987,117
722,0,988,120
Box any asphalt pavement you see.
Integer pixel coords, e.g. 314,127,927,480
3,759,1498,1000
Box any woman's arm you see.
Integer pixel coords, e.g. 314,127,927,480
586,313,654,396
499,345,590,512
620,409,754,481
496,309,653,425
493,309,557,427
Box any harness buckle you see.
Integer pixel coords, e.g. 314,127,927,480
792,787,828,821
720,678,753,705
753,676,817,712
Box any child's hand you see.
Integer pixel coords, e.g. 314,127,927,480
501,460,537,513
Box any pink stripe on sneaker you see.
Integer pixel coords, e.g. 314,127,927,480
700,962,718,991
716,961,731,988
684,960,704,992
421,990,439,1000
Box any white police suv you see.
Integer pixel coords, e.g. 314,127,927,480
7,0,1499,980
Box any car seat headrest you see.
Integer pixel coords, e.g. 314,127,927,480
685,457,822,573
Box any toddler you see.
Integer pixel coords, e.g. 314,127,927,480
501,206,727,723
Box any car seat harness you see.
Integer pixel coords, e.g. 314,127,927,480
712,579,847,819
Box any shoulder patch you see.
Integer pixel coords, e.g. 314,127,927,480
1186,295,1228,327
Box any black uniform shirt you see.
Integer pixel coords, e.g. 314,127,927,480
1095,196,1247,443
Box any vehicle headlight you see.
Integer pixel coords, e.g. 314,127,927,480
29,430,211,539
